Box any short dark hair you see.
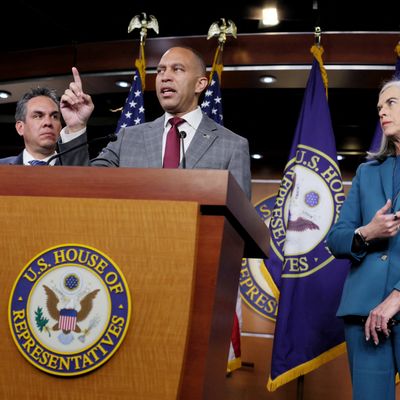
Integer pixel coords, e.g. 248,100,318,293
15,87,60,122
182,46,207,76
165,46,207,76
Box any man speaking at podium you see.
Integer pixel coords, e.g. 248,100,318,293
59,46,252,199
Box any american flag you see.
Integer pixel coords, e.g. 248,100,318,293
201,69,223,125
201,57,242,372
115,68,145,133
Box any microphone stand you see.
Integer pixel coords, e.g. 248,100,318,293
179,130,187,169
46,133,117,165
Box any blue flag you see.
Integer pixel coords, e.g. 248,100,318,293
115,68,145,132
201,69,223,125
267,48,350,391
368,55,400,153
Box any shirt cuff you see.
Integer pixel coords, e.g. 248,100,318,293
60,126,86,143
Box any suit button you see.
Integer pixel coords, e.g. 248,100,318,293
380,254,388,261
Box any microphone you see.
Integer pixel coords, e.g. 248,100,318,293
178,130,187,169
46,133,118,165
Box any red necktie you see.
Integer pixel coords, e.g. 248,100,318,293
163,117,185,168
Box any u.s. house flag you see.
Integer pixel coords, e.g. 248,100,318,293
266,44,350,391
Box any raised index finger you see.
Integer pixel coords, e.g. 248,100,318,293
71,67,82,90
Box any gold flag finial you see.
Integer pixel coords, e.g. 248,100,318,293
395,40,400,58
128,12,159,44
207,18,237,50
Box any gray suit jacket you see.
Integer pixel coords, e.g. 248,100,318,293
82,114,252,199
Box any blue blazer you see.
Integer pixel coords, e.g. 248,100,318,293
327,156,400,317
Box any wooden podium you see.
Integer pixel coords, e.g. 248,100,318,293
0,166,269,400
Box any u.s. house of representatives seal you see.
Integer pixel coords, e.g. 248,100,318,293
270,145,346,277
8,244,131,376
240,194,278,321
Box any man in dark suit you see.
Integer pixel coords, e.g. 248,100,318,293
60,46,252,199
0,87,88,166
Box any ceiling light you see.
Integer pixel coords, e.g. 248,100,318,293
259,75,277,84
251,153,263,160
0,90,11,99
115,80,131,88
261,7,279,27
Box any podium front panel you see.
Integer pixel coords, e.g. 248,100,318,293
0,196,199,400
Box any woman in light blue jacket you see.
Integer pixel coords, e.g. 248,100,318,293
328,78,400,400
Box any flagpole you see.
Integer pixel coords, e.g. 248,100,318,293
127,12,160,91
293,29,321,400
205,18,243,374
297,376,304,400
113,12,159,131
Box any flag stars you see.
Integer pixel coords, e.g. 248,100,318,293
202,70,223,126
115,68,145,132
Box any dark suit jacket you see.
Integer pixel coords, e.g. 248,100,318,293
0,136,88,166
0,152,24,165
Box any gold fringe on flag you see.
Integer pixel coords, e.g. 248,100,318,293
209,46,223,84
135,41,146,91
310,44,328,98
267,343,346,392
395,41,400,58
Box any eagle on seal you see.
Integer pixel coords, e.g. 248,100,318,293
43,285,99,335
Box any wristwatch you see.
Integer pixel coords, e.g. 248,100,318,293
354,227,369,248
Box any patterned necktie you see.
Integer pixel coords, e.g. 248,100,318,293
28,160,48,166
163,117,185,168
